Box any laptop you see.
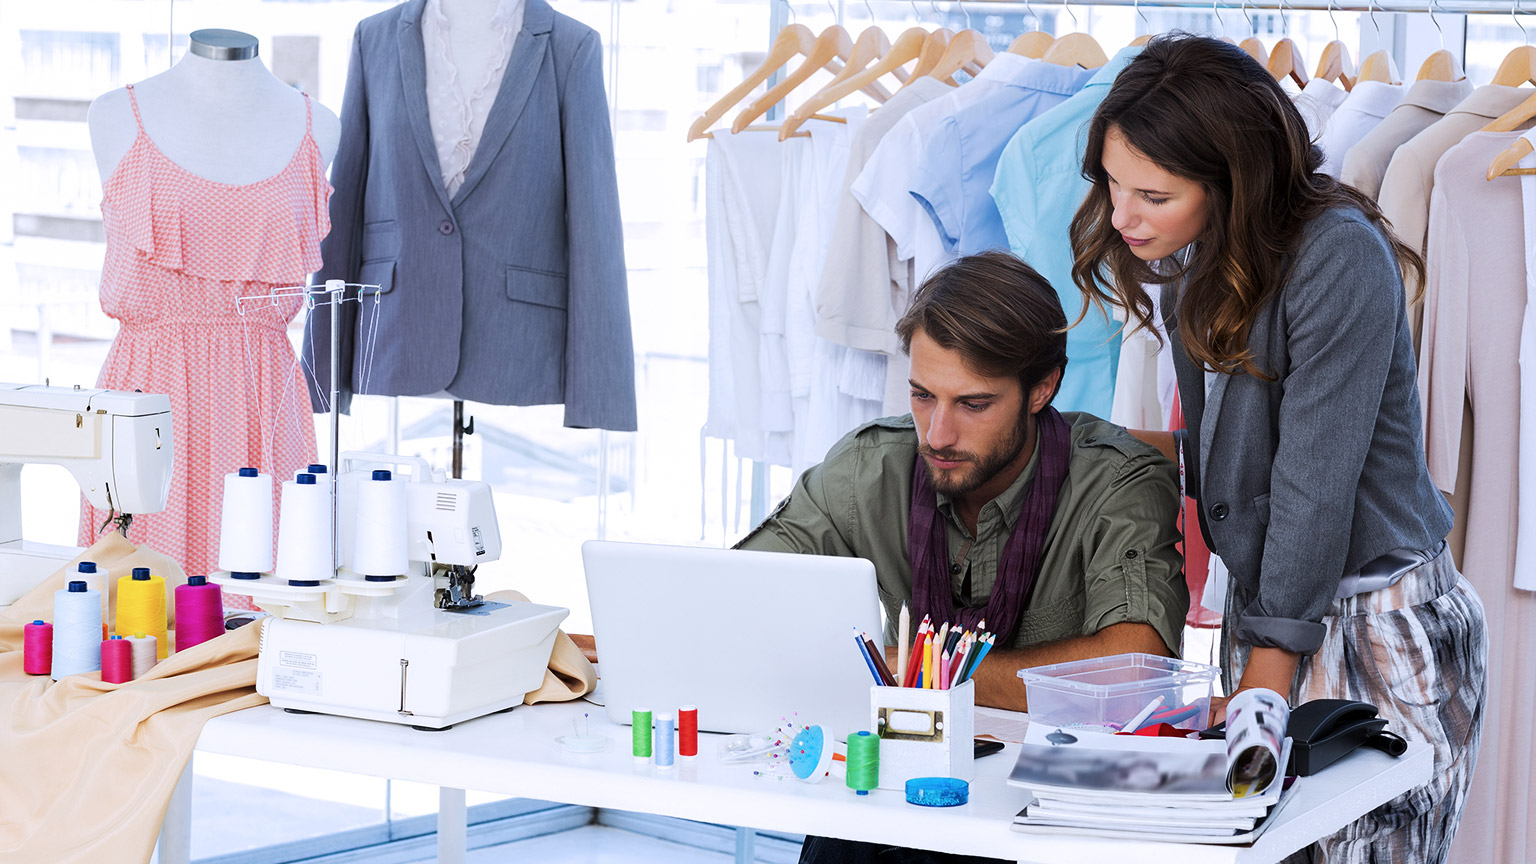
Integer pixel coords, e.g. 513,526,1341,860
582,540,884,738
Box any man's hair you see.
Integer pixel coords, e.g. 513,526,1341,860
895,251,1069,401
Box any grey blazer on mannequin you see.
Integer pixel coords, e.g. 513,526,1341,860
1165,207,1451,656
305,0,637,430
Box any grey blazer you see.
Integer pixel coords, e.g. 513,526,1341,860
305,0,637,431
1166,207,1452,655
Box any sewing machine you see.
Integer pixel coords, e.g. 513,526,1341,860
0,383,174,606
221,453,569,730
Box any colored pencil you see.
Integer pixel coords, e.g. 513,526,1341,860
902,622,925,688
963,634,996,683
853,628,883,685
863,633,897,686
896,605,910,686
922,634,934,689
949,634,973,688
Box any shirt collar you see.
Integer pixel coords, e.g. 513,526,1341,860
981,53,1096,97
1397,77,1475,116
1449,84,1536,122
1339,80,1405,119
1297,78,1349,113
934,432,1042,532
1082,45,1144,89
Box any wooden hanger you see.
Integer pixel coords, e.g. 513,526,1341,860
733,26,867,136
1267,37,1309,87
1043,33,1109,70
1486,136,1535,180
1313,40,1355,92
1239,37,1269,67
1357,50,1401,85
1484,90,1536,134
780,27,921,139
929,28,996,82
1130,34,1154,47
688,24,815,141
909,28,957,83
1493,45,1536,87
1009,30,1055,59
1414,49,1464,82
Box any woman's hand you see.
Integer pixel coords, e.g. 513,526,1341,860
1209,647,1302,726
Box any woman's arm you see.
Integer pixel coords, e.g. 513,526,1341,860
1125,429,1179,462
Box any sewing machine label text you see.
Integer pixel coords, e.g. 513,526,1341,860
473,526,485,556
279,651,318,670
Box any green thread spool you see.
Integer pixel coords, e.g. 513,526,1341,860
632,708,653,760
845,730,879,795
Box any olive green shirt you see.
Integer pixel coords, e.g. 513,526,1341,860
738,412,1188,654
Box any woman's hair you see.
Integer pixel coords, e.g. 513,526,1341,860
1068,34,1425,378
896,251,1068,400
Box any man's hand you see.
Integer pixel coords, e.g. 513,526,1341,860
972,622,1172,712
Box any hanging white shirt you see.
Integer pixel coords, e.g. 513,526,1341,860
704,131,783,461
1515,127,1536,591
421,0,526,198
1294,78,1348,142
1316,80,1404,179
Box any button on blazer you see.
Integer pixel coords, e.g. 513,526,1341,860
305,0,637,431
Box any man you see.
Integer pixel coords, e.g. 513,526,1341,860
739,251,1188,710
739,253,1187,864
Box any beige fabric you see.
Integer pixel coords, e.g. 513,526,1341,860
486,589,596,704
1341,78,1473,201
1378,84,1533,349
0,532,264,864
1418,130,1536,864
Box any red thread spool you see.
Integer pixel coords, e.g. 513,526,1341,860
101,636,133,683
23,620,52,675
175,575,225,652
678,704,699,758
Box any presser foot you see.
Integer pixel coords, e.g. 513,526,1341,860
432,563,485,611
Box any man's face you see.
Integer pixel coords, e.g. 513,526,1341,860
908,330,1034,500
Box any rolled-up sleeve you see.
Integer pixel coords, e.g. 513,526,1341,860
1080,452,1188,656
1240,221,1401,655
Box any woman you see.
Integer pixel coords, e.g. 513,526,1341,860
1069,36,1486,864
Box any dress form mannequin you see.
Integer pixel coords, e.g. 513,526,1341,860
87,29,340,184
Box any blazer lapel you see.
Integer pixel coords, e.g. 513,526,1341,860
451,0,555,207
397,0,454,213
1199,367,1229,481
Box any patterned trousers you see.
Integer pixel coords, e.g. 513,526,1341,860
1228,549,1488,864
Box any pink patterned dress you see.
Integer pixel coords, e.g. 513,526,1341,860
81,85,329,607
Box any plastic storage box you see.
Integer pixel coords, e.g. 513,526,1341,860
1016,652,1218,732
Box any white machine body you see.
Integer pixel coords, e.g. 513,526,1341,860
238,452,566,729
0,383,174,605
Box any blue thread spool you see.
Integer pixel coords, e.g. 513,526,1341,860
655,712,675,769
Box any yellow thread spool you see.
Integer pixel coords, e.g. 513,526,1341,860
116,568,168,659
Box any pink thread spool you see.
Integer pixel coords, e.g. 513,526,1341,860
175,575,224,652
101,635,133,683
23,620,52,675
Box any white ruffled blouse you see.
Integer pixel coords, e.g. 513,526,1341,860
421,0,526,198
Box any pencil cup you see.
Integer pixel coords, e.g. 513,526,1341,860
870,680,974,791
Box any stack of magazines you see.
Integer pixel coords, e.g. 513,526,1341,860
1007,689,1294,844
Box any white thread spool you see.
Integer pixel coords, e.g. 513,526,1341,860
126,634,158,679
350,469,408,579
276,473,336,585
218,468,274,576
73,561,109,634
51,580,103,679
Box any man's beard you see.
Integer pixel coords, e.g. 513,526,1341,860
918,408,1034,498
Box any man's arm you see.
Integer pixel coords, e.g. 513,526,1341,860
971,622,1172,712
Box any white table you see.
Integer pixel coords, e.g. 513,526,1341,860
161,701,1430,864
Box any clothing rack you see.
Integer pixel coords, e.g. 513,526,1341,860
953,0,1519,13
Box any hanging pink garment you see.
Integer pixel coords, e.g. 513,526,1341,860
81,85,328,609
1171,387,1220,629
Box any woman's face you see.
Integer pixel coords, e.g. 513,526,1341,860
1102,126,1209,262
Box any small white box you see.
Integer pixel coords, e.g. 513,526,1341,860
870,681,975,790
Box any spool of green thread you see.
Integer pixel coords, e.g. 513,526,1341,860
632,708,653,760
845,730,880,795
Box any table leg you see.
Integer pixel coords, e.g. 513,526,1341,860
734,826,756,864
156,759,194,864
438,786,468,864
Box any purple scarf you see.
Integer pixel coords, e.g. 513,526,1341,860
908,407,1071,646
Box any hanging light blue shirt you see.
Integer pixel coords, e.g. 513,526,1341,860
990,47,1143,419
909,58,1093,258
